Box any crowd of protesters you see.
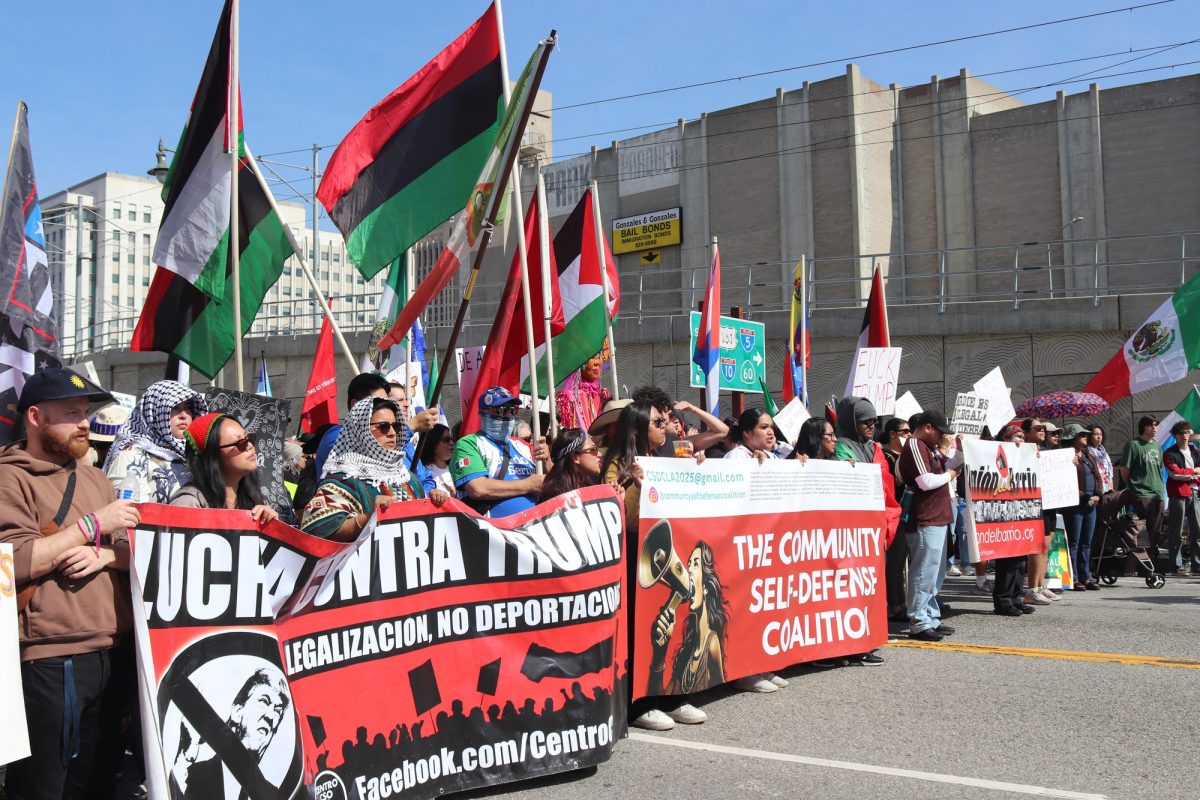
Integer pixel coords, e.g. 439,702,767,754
1,357,1196,797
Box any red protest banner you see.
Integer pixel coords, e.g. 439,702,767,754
130,486,626,800
963,438,1045,561
631,458,887,699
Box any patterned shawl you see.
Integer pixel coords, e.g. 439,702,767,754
322,397,413,488
104,380,208,469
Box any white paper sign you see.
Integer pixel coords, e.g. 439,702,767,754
847,347,902,415
111,391,136,412
772,396,811,444
385,361,427,410
0,543,31,765
952,392,989,436
973,366,1016,434
1039,448,1081,510
892,391,922,422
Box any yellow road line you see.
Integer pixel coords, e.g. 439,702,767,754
886,640,1200,669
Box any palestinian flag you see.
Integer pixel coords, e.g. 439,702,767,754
132,155,293,378
1086,271,1200,402
529,187,619,390
378,35,555,349
317,5,502,279
152,0,241,298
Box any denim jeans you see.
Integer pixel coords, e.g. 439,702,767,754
907,524,949,632
1166,494,1200,571
952,496,968,564
1062,501,1097,582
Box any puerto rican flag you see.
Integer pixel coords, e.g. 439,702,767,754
693,242,722,417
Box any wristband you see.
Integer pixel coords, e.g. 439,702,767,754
90,513,101,556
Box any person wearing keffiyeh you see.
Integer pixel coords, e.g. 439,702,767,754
103,380,208,503
301,397,447,541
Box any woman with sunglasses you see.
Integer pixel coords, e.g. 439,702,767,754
302,398,440,541
169,413,278,523
417,423,457,497
540,428,602,501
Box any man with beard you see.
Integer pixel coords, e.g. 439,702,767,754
172,668,292,799
0,368,140,800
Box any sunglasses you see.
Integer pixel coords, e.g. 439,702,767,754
1032,425,1046,432
486,406,521,418
371,421,400,435
219,437,253,452
440,437,455,445
578,446,599,456
650,417,668,429
822,432,837,439
897,428,911,435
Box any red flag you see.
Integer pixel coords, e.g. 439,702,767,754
855,266,890,350
301,316,339,432
460,197,559,434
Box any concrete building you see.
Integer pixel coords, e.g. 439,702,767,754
74,67,1200,449
40,172,390,359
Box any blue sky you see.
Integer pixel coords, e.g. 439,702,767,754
1,0,1195,220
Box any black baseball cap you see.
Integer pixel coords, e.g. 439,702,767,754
18,368,113,412
914,410,951,435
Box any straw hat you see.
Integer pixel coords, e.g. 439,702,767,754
588,399,633,436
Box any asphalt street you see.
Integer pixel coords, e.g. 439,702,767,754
472,572,1200,800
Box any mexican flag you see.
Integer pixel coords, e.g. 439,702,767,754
361,254,408,372
152,0,241,299
527,186,620,390
1156,385,1200,446
317,5,502,278
1086,272,1200,402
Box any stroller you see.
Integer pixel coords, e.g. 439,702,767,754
1090,489,1166,589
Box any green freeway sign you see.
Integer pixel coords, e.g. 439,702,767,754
688,311,765,393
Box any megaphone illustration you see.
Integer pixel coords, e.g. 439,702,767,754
637,520,694,646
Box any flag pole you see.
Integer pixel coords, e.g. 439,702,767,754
229,0,244,392
497,0,542,466
244,150,357,373
536,170,558,439
405,249,414,400
589,181,620,400
422,28,555,412
0,102,24,253
800,254,808,409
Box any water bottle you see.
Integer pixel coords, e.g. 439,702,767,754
118,472,141,503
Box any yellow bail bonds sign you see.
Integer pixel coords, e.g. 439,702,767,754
611,207,681,255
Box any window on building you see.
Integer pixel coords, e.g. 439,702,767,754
283,266,292,276
127,209,135,221
143,234,151,247
111,274,119,283
143,255,150,266
128,232,135,245
111,230,121,243
127,275,134,285
333,252,341,263
111,250,119,262
127,253,135,264
111,293,119,304
142,276,149,286
112,204,121,220
283,287,291,296
143,207,151,223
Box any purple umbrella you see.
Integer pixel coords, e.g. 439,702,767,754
1014,391,1111,419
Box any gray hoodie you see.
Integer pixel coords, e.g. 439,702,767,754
833,396,878,463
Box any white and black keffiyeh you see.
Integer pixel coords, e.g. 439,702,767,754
323,397,412,487
104,380,208,469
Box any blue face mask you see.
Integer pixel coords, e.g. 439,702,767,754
481,414,516,443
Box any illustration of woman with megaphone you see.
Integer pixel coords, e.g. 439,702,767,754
647,540,730,697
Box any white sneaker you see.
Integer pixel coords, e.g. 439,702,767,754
767,672,789,688
946,564,963,577
666,703,707,724
631,708,675,731
972,580,993,595
734,673,779,693
963,565,977,577
1039,587,1061,602
1024,590,1050,606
